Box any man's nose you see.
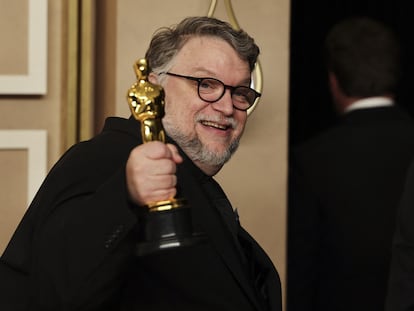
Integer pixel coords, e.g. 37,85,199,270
211,89,234,115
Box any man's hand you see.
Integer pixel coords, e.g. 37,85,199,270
126,141,183,206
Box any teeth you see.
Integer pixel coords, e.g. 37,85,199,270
201,120,227,130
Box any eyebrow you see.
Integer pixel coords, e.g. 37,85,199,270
191,68,252,86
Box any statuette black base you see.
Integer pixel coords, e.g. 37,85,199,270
136,206,206,256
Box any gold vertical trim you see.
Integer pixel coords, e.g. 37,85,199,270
65,0,80,150
65,0,95,149
79,0,94,141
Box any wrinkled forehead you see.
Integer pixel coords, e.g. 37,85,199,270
171,36,251,79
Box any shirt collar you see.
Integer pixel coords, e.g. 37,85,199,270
345,96,394,113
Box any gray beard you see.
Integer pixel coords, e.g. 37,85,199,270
166,126,240,167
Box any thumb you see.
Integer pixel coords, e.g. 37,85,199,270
166,143,183,164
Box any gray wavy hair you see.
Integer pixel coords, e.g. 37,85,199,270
145,16,259,78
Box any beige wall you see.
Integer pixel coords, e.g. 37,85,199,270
0,0,290,304
0,0,66,251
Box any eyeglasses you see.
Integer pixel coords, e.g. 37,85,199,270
161,72,261,111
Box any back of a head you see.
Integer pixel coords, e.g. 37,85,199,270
325,17,401,97
145,16,259,77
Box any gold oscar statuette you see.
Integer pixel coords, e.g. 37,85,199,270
127,58,205,256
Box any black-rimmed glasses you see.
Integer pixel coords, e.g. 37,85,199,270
161,72,261,111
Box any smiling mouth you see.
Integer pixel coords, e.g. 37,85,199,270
200,120,230,130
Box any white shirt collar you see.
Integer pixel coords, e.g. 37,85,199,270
344,96,394,113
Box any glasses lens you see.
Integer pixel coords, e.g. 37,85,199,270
232,87,257,108
195,76,260,111
198,78,224,101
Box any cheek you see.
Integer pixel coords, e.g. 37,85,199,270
178,109,196,131
164,100,195,131
235,113,247,132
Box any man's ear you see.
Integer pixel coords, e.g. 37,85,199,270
148,72,158,84
328,71,352,114
328,71,338,93
328,71,345,99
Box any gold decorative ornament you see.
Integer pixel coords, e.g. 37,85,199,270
207,0,263,115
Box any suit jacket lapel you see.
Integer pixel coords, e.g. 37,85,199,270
177,158,264,310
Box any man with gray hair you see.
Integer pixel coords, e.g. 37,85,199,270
0,16,282,311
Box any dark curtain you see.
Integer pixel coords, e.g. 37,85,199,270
289,0,414,145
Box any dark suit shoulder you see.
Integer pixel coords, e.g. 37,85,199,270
293,106,414,155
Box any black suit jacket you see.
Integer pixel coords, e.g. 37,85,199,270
0,117,281,311
287,106,414,311
386,159,414,311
